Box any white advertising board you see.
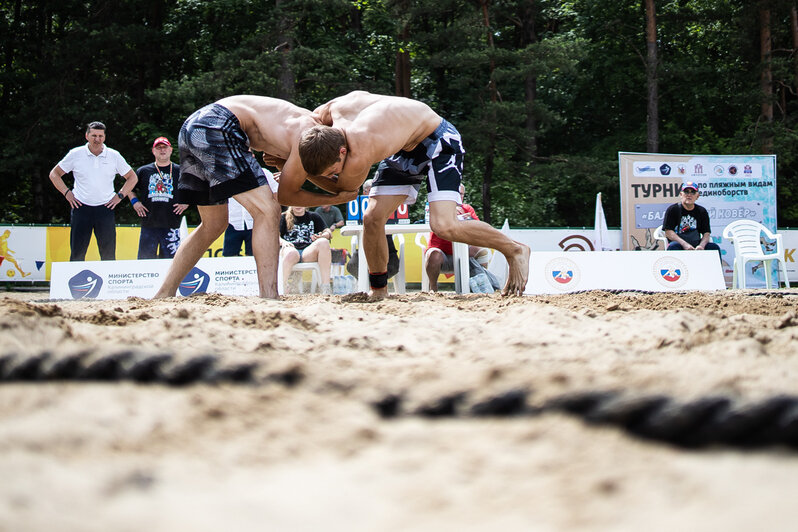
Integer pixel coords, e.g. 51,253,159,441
43,231,792,299
505,228,622,252
50,257,259,300
524,251,726,295
782,231,798,283
618,152,778,287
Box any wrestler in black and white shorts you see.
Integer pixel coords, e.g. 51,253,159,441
370,118,464,204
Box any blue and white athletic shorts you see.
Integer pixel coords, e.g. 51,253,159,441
177,103,268,205
370,118,464,204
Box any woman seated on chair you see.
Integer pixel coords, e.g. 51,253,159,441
279,206,332,294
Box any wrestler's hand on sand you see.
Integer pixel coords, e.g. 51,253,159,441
501,243,531,297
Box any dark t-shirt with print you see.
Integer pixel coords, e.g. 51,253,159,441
662,202,712,247
279,211,327,250
135,162,182,229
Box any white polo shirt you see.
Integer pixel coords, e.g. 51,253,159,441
57,144,132,206
227,197,254,231
263,168,278,194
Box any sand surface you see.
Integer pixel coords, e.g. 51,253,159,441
1,289,798,531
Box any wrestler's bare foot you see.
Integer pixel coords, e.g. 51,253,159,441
152,288,175,299
502,243,531,296
259,286,280,299
368,286,389,300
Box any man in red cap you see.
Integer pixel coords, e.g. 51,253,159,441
128,137,188,258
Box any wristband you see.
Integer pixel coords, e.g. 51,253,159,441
63,189,71,197
117,191,125,199
130,197,140,205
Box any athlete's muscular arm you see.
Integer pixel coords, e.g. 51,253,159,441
278,154,358,207
313,92,367,125
333,127,390,189
306,174,344,193
261,152,286,170
313,102,333,126
336,163,372,192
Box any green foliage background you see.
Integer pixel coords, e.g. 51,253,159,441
2,0,796,227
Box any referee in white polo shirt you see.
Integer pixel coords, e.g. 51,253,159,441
48,121,138,261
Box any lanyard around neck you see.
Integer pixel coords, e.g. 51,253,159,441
155,162,172,181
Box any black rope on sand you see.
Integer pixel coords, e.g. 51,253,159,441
372,388,798,450
552,289,798,297
6,349,798,451
556,289,660,296
0,349,302,387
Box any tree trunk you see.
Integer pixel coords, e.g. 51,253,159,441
1,0,22,109
395,24,411,97
147,0,166,91
523,0,538,159
644,0,659,153
791,5,798,106
275,0,295,101
479,0,497,225
32,166,46,223
760,1,773,153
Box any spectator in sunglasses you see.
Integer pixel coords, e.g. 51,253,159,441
662,181,721,256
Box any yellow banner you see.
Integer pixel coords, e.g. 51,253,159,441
44,226,437,285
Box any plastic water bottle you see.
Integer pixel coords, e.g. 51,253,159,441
424,202,430,224
469,275,482,293
479,273,495,293
469,272,494,294
333,276,342,295
344,275,357,293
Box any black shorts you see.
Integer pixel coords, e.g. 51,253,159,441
177,103,267,205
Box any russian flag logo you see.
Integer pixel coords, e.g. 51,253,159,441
660,268,681,282
552,270,573,284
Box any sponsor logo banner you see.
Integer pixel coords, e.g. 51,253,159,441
544,258,581,291
50,257,260,300
68,269,104,299
653,257,689,288
525,251,723,295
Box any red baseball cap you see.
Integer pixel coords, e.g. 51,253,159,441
152,136,171,148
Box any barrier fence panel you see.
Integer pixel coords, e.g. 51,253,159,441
5,224,798,288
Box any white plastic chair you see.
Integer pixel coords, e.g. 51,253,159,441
722,220,790,289
348,233,406,294
416,232,462,292
392,234,406,294
653,225,668,250
415,232,433,291
277,259,323,295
